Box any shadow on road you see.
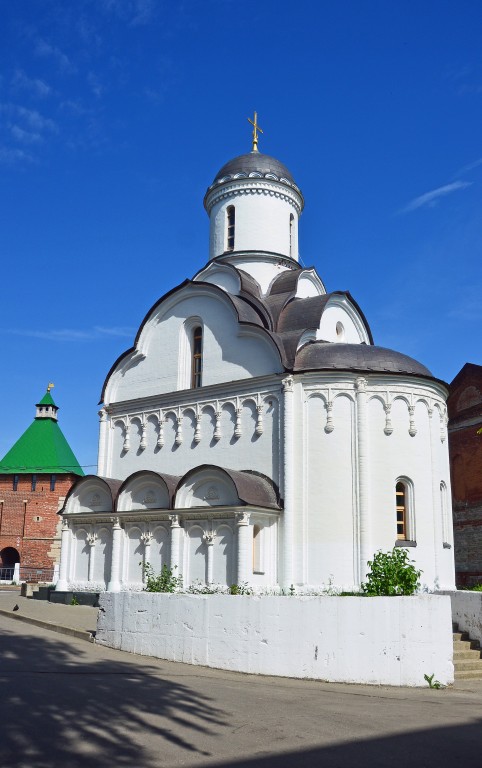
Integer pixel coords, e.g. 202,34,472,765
0,622,225,767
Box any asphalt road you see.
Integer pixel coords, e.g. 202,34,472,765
1,612,482,768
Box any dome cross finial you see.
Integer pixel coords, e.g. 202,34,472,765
247,111,263,152
47,382,54,392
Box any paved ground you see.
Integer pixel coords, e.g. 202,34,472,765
1,592,482,767
0,589,98,638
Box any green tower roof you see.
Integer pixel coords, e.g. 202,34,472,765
0,390,84,476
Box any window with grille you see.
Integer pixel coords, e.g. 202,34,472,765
396,481,407,540
226,206,235,251
191,326,203,389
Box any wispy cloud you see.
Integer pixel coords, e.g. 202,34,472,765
34,37,75,73
0,146,34,164
6,326,135,342
12,69,51,98
455,157,482,177
398,181,472,214
1,103,57,133
10,125,42,144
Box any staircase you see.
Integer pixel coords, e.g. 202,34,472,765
453,622,482,679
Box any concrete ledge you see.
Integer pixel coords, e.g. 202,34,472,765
96,593,453,686
442,591,482,645
0,608,95,643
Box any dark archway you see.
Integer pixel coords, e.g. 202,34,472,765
0,547,20,579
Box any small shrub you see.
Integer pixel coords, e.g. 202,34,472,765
70,595,79,606
142,563,183,593
470,584,482,592
229,582,253,595
424,673,444,689
362,548,421,596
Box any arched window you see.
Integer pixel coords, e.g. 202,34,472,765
440,481,451,547
395,478,415,543
191,326,203,389
226,206,235,251
289,213,294,257
396,482,407,540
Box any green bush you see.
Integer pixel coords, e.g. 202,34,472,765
361,548,421,596
470,584,482,592
142,563,183,593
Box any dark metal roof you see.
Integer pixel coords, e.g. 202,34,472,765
177,465,281,510
213,152,296,185
294,342,433,377
278,295,331,333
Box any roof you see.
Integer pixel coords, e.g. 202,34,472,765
0,417,84,475
213,152,296,185
294,342,433,377
37,390,56,407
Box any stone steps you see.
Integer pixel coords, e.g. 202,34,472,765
453,623,482,679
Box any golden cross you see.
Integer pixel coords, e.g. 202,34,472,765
47,382,55,392
247,111,263,152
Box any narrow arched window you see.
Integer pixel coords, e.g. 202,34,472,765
440,481,451,546
289,213,294,257
396,481,407,540
191,326,203,388
226,206,235,251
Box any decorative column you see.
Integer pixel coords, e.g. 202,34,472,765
281,375,295,587
234,407,242,439
213,411,222,441
428,406,441,586
141,531,153,567
355,377,371,585
56,519,71,592
324,400,334,433
87,532,98,583
236,512,251,584
107,517,123,593
383,402,393,436
255,405,264,435
169,515,181,573
408,405,417,437
203,531,216,583
97,408,108,475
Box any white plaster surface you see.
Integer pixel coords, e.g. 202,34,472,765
444,590,482,645
96,593,454,687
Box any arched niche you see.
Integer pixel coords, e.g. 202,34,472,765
64,477,114,514
117,472,171,511
175,467,241,508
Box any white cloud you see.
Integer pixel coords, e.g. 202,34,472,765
12,69,51,98
10,125,42,144
398,181,472,214
0,146,34,164
455,157,482,177
34,38,74,73
6,326,135,342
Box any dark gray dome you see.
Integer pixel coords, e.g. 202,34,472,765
294,343,433,378
213,152,296,186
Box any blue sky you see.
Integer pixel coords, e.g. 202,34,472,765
0,0,481,471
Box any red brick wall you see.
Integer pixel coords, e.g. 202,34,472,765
0,474,78,572
448,364,482,586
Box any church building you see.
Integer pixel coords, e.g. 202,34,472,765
57,120,456,593
0,387,83,580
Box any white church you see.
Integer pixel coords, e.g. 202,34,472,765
57,120,456,594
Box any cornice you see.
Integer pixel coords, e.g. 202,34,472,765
204,179,304,215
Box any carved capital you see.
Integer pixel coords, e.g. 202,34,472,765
355,377,367,393
282,375,294,393
98,408,107,422
87,533,98,547
61,519,70,532
203,530,216,545
111,516,121,529
141,531,153,546
235,511,251,526
169,514,181,528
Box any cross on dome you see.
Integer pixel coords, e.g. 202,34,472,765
247,111,263,152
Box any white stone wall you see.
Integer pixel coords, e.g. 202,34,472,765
96,592,454,687
207,182,300,260
104,385,281,484
299,374,455,591
104,288,283,404
444,591,482,645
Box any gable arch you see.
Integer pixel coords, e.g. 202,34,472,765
117,471,173,511
175,466,241,509
63,476,116,514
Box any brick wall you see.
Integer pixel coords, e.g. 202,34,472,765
448,364,482,587
0,474,78,571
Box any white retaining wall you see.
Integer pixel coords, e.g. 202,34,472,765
444,591,482,646
96,593,454,687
